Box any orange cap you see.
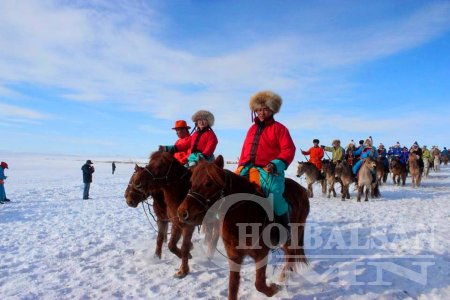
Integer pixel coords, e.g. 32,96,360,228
172,120,191,130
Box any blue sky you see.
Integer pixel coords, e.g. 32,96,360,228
0,0,449,160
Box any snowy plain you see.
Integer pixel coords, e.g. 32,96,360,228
0,153,449,300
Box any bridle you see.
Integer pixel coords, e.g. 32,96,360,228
186,168,230,211
128,159,189,199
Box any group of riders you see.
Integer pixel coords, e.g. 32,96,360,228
301,137,448,180
157,90,448,236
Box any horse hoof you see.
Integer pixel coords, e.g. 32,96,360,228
174,271,188,279
154,253,162,259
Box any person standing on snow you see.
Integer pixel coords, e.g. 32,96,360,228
0,161,10,204
81,160,95,200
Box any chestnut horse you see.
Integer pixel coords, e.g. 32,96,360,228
125,151,197,278
408,154,422,188
178,156,310,300
125,171,168,259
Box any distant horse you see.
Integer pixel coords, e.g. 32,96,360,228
296,161,325,198
125,167,168,259
125,151,199,278
376,157,389,185
356,157,380,202
389,158,407,186
423,158,430,177
335,160,353,201
321,160,337,198
433,155,441,172
442,155,449,166
408,154,422,188
178,156,310,300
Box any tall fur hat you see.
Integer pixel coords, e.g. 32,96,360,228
249,90,282,114
192,110,215,127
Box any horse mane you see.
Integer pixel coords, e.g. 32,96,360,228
194,160,261,196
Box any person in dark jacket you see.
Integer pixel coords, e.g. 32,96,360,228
81,160,95,199
112,161,116,174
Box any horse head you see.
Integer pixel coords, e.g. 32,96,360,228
296,161,307,177
177,155,225,225
364,157,377,169
124,163,154,207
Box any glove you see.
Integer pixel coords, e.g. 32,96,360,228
187,161,197,168
265,162,277,174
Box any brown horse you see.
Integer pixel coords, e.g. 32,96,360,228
356,157,380,202
335,160,353,201
389,158,407,186
321,160,337,198
124,151,198,278
125,166,168,259
408,154,422,188
296,161,325,198
178,156,310,300
376,157,389,186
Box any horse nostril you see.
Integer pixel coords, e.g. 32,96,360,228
178,210,189,221
296,175,300,177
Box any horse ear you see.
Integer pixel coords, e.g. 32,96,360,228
134,164,140,171
214,155,224,169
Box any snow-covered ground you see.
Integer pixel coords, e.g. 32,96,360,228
0,153,449,299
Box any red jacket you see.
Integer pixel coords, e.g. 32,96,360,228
174,136,191,165
238,117,296,169
177,128,218,159
302,146,324,170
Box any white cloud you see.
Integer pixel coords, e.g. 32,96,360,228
0,0,449,132
0,103,50,120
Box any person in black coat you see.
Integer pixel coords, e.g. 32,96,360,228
81,160,95,199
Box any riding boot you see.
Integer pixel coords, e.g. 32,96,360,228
3,198,10,202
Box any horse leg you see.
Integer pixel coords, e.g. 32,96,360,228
308,183,313,198
206,221,220,259
357,186,362,202
175,225,195,278
255,256,280,297
228,256,243,300
332,182,336,197
365,185,369,201
321,179,326,195
155,220,168,259
167,221,183,259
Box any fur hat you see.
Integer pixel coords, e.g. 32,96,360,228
249,90,282,114
313,138,320,144
332,139,340,145
348,139,355,146
0,161,8,169
192,110,215,127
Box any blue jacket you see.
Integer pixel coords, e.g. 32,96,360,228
389,146,402,157
442,149,449,156
353,146,378,160
400,151,409,165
